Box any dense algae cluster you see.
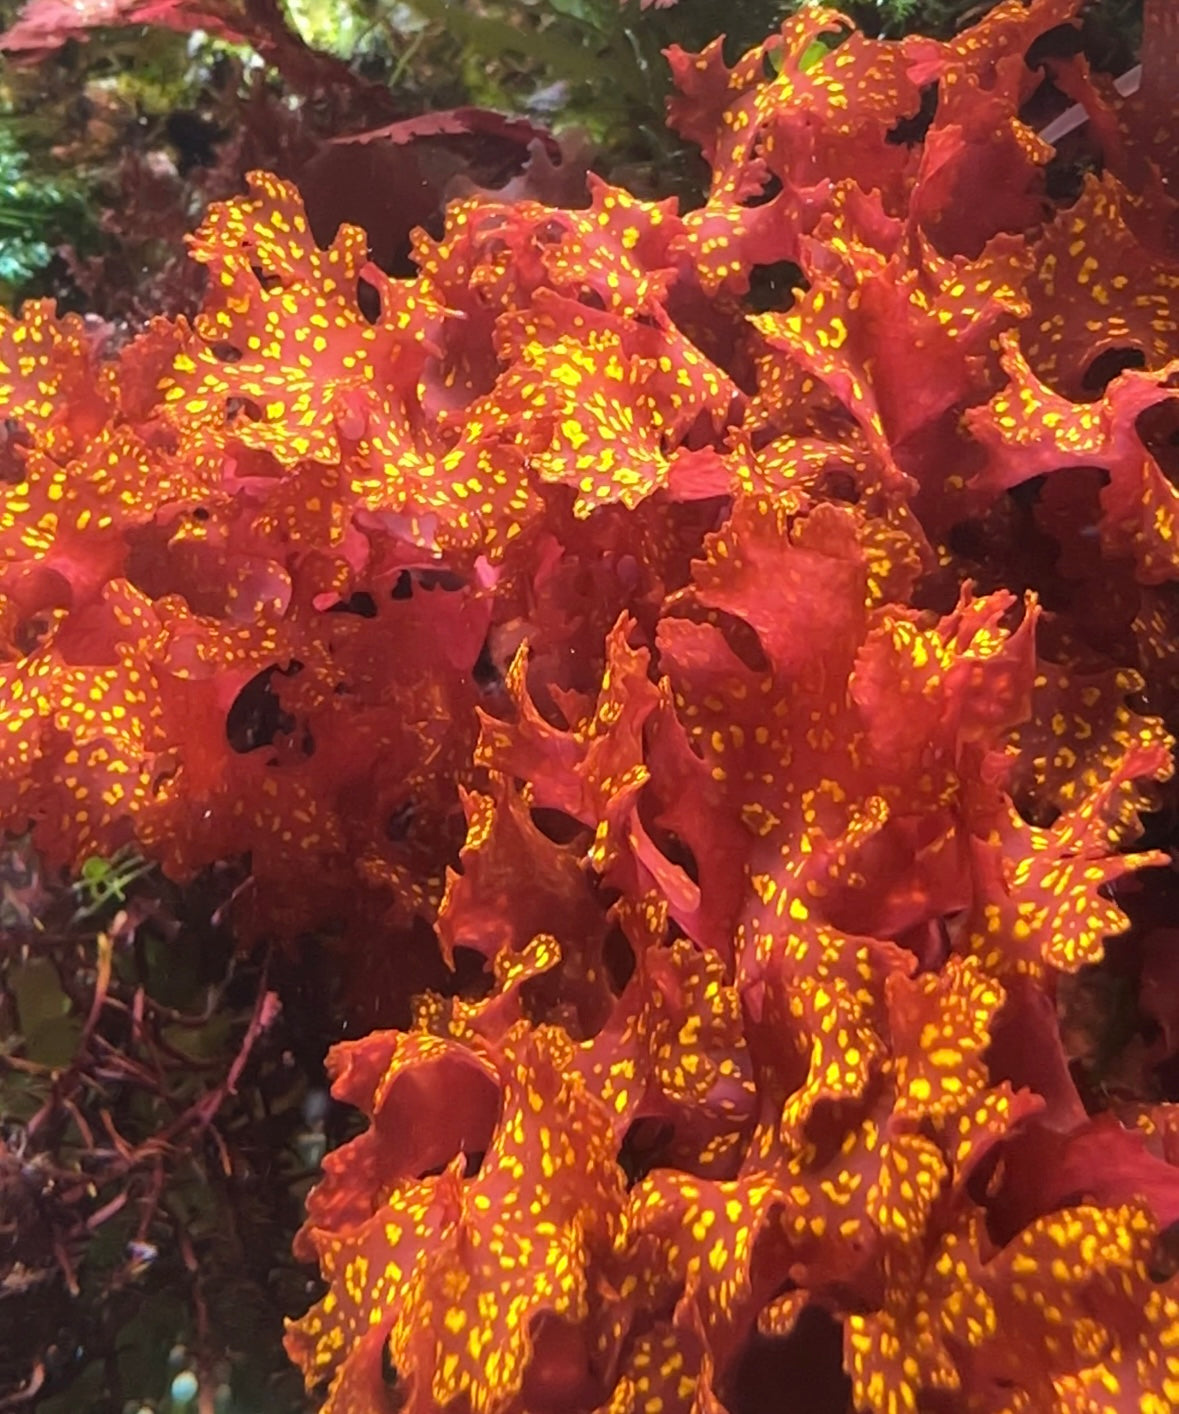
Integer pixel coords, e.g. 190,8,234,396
3,1,1179,1411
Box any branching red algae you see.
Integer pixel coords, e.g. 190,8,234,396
2,2,1179,1411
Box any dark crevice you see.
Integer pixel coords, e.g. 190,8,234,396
416,569,466,592
745,260,804,315
815,467,861,504
225,662,303,753
1082,345,1146,394
0,418,32,484
602,923,636,995
529,808,586,846
380,1339,399,1389
165,109,225,172
739,172,783,210
659,830,701,887
1137,399,1179,485
1011,793,1062,830
385,800,416,842
356,275,381,324
1044,150,1102,204
886,82,938,147
724,1305,853,1414
617,1118,675,1189
324,591,378,618
473,638,504,694
1025,22,1085,68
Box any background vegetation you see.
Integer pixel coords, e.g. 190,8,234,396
0,0,1144,312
